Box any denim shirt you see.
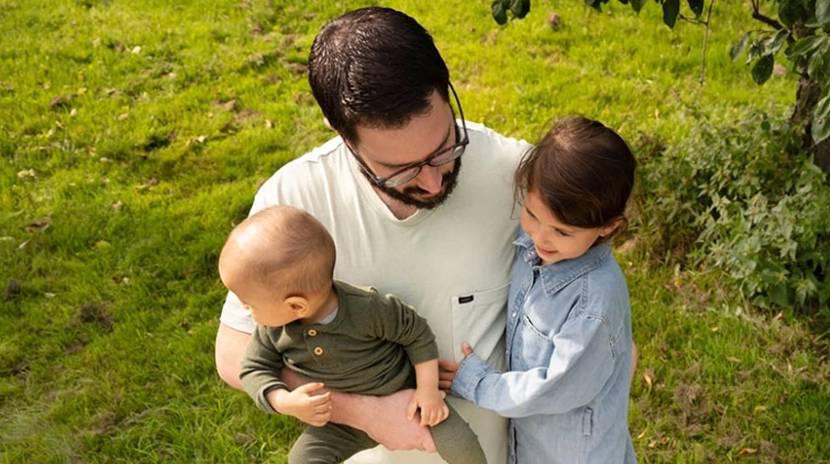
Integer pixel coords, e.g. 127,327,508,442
452,231,636,464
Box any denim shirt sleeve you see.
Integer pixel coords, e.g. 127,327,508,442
451,312,615,418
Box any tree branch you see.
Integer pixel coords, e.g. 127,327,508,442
750,1,783,30
679,14,708,26
700,0,716,85
751,11,784,30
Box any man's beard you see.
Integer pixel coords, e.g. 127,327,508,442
363,158,462,210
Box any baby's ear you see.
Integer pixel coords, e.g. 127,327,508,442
284,295,311,316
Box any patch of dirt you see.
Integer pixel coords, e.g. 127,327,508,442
5,279,21,300
75,302,114,331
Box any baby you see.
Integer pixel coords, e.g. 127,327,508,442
218,205,485,464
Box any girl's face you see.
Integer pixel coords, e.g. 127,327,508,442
520,189,620,265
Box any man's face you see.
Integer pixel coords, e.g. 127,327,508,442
351,91,462,209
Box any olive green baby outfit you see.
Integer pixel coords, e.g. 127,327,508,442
240,280,486,464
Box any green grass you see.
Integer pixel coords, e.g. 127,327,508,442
1,0,827,462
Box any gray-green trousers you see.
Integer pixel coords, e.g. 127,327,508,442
288,402,486,464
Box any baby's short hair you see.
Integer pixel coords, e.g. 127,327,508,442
219,205,336,299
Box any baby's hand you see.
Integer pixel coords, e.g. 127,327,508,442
268,382,332,427
407,387,449,427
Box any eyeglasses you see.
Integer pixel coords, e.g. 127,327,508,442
346,82,469,188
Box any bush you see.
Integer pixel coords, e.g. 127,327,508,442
637,112,830,312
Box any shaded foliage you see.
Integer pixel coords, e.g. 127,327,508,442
637,112,830,313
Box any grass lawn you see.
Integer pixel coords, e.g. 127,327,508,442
1,0,828,462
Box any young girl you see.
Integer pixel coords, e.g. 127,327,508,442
451,117,637,463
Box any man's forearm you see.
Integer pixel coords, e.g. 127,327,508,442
328,390,370,427
280,369,435,452
215,323,252,390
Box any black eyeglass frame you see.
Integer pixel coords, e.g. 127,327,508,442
345,82,469,189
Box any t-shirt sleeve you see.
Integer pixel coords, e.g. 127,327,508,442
218,170,301,333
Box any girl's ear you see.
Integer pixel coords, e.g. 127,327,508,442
284,295,311,317
599,217,625,238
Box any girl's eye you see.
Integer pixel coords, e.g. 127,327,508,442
555,229,571,237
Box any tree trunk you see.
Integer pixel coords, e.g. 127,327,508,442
791,72,830,179
815,138,830,179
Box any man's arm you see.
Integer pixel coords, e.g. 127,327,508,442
215,323,251,390
280,368,437,452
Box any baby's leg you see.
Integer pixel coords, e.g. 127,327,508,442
288,423,376,464
430,403,487,464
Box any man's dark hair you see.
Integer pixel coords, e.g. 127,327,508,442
308,7,450,143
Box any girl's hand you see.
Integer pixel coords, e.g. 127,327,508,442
439,343,476,392
461,342,474,358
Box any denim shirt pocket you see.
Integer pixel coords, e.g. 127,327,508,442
514,312,555,370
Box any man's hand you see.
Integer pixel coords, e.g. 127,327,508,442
334,389,438,452
407,387,449,427
267,382,332,427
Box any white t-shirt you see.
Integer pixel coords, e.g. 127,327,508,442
221,121,530,463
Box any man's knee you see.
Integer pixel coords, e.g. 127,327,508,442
215,323,251,390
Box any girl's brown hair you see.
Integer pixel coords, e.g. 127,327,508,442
515,116,636,231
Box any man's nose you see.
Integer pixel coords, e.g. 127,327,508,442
415,164,443,194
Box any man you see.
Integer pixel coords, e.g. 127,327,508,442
215,6,530,463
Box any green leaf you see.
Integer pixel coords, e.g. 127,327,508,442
492,0,508,25
662,0,680,28
746,40,764,64
814,0,830,27
807,47,828,80
730,32,750,61
509,0,531,19
813,92,830,144
630,0,645,12
786,36,822,61
687,0,704,17
768,284,791,307
751,54,774,85
585,0,604,12
765,29,789,55
778,0,800,27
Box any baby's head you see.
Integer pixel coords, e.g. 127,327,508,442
514,116,635,265
218,205,336,326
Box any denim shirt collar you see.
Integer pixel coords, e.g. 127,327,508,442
513,231,612,296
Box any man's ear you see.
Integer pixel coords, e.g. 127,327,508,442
284,295,311,317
